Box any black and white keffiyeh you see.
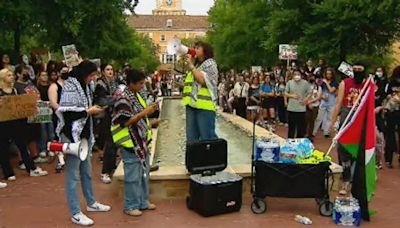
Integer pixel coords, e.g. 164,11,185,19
56,77,94,149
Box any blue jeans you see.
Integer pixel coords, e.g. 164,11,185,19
61,135,96,216
185,106,218,143
121,147,150,211
40,122,55,152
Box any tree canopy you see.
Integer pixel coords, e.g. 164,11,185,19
208,0,400,70
0,0,159,71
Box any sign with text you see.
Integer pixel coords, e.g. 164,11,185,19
0,95,37,122
62,44,80,67
338,61,353,77
27,101,53,123
279,44,298,60
251,66,262,73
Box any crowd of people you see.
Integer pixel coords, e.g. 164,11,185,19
216,59,400,179
1,48,400,225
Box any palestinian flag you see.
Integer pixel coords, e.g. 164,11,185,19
336,80,376,221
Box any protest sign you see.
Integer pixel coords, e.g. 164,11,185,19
27,101,53,123
279,44,298,60
62,44,80,67
338,61,353,77
0,94,37,122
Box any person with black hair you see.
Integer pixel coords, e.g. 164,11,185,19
56,60,111,226
112,69,159,217
182,41,219,143
331,63,369,195
0,54,15,72
93,63,119,184
383,66,400,168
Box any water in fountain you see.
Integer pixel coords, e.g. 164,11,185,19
155,98,253,166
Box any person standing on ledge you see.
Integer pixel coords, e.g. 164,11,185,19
182,41,219,143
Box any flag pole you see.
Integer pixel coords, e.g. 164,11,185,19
325,75,373,156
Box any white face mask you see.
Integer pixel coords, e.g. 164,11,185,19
376,72,383,78
293,75,301,81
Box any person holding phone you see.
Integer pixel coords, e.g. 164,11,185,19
111,69,160,217
56,60,111,226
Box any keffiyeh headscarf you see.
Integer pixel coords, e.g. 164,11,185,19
56,77,94,149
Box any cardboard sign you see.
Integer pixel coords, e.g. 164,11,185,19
251,66,262,73
62,44,80,67
338,61,353,77
279,44,298,60
27,101,53,123
0,94,37,122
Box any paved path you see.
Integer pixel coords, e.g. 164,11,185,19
0,126,399,227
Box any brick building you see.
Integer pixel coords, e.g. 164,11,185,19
128,0,210,66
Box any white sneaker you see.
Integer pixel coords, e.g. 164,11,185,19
30,167,48,177
39,151,47,158
19,163,26,170
100,174,112,184
7,176,16,181
48,151,55,157
34,157,48,164
71,212,94,226
0,182,7,189
87,201,111,212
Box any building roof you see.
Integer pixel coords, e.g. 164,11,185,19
127,15,209,30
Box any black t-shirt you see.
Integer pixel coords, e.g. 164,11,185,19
375,78,390,107
37,84,50,101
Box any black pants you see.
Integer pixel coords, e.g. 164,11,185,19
235,98,247,119
100,115,117,174
276,96,287,123
287,111,306,138
305,107,319,137
385,111,400,164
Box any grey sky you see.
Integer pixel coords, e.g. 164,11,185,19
135,0,215,15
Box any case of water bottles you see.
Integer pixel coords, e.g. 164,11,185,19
254,138,281,162
185,139,243,217
332,197,361,226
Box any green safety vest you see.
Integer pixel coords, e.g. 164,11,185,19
111,93,152,148
182,71,216,111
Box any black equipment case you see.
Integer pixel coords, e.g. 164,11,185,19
185,138,243,217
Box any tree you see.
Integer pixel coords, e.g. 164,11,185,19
208,0,273,70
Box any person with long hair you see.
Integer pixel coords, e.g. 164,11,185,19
247,77,261,122
331,63,369,195
183,41,219,143
313,68,338,138
94,63,119,184
275,75,287,125
0,69,48,183
56,60,111,226
260,75,276,130
48,64,69,172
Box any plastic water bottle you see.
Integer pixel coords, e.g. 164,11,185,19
294,215,312,225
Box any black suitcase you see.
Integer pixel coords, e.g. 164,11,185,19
185,138,243,217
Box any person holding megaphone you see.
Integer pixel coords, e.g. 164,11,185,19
56,60,111,226
181,41,219,143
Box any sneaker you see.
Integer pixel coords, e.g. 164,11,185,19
48,151,55,157
386,162,393,169
87,202,111,212
324,134,331,139
33,157,48,164
124,209,142,217
0,182,7,189
18,163,26,170
39,151,47,158
55,163,64,173
7,176,16,181
100,174,112,184
142,202,156,210
30,167,48,177
71,212,94,226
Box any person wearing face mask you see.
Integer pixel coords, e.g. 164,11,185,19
305,75,320,141
14,65,48,165
19,54,35,80
48,64,69,172
331,63,369,195
374,66,389,133
284,70,310,138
